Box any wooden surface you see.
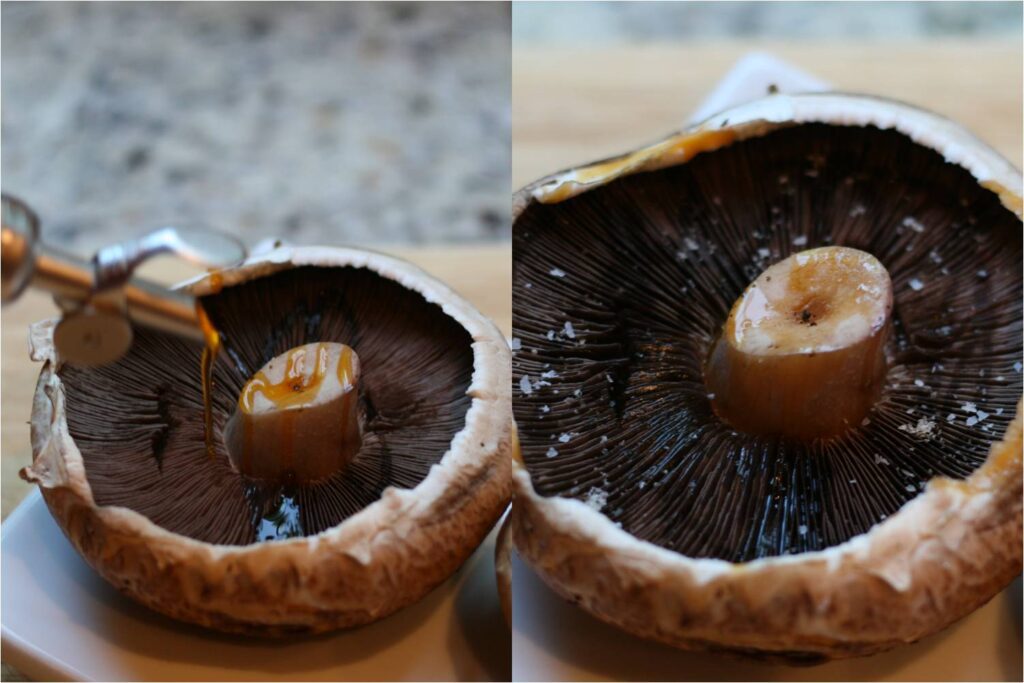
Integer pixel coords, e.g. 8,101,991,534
0,244,510,523
513,40,1023,188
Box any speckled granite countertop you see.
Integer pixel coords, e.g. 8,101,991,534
1,2,510,254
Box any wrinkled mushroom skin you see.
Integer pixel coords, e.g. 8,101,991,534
57,266,476,544
514,124,1022,562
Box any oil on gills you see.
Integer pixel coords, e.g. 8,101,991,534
57,267,475,545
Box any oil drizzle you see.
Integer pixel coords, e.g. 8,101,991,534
196,302,221,460
238,343,334,413
196,270,227,461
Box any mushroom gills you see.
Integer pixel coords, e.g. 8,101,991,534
58,266,475,545
513,123,1022,561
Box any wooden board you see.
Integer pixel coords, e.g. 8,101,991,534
513,40,1023,188
0,244,511,523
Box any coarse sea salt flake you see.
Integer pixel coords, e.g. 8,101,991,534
792,235,808,247
545,447,558,458
519,376,533,395
510,337,521,351
549,268,566,278
902,217,926,233
908,278,924,291
899,418,935,439
584,487,608,512
564,321,576,339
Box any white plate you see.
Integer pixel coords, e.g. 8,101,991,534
1,490,510,681
687,51,830,123
512,555,1022,682
511,52,1023,682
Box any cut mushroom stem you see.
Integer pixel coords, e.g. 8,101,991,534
225,342,363,484
705,246,892,440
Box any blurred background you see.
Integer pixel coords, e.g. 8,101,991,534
2,2,511,253
514,1,1022,44
513,1,1023,187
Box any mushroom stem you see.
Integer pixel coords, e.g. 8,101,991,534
225,342,363,483
704,247,892,440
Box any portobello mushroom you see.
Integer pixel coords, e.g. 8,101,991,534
511,93,1022,661
23,245,513,635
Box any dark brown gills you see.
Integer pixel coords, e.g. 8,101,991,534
513,124,1023,562
59,266,474,545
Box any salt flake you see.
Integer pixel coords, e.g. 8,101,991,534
584,487,608,512
902,217,926,233
899,418,935,439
